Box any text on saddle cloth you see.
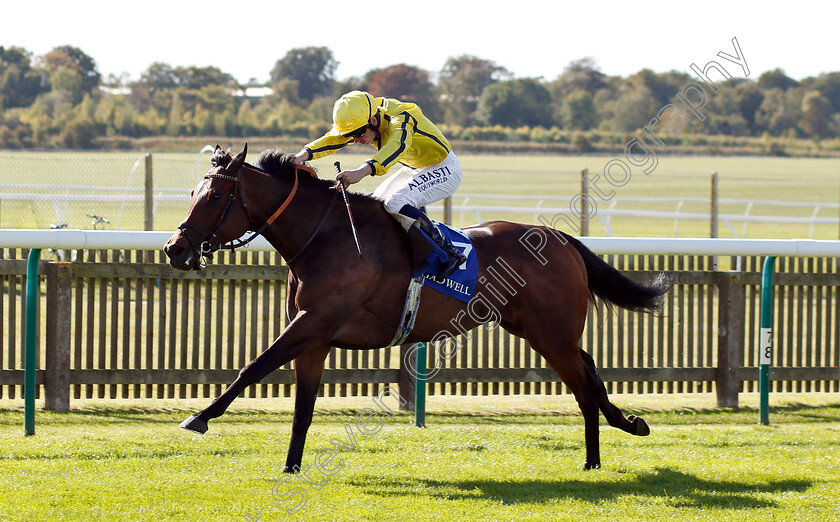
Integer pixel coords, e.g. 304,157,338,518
412,221,477,304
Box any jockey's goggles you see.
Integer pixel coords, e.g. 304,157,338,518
342,125,370,139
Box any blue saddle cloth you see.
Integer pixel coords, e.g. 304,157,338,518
412,221,477,303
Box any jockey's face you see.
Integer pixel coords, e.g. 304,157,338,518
353,116,379,145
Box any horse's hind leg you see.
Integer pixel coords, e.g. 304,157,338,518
535,339,649,470
532,338,604,470
579,349,650,437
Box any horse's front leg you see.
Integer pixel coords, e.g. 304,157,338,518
180,310,330,433
283,345,331,473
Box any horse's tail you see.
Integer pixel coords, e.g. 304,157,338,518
560,232,669,314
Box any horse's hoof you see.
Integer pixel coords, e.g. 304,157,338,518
282,465,300,474
628,415,650,436
583,461,601,470
179,414,208,434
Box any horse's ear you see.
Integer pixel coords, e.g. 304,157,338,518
226,143,247,174
214,144,222,153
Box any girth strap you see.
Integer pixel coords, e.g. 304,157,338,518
388,275,424,347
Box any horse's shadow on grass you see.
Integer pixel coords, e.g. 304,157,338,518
349,468,812,509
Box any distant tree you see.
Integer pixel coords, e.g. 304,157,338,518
270,46,337,102
554,57,608,95
755,87,804,135
476,78,553,127
214,107,235,136
438,55,510,125
732,80,764,134
592,86,617,125
59,117,97,148
758,68,798,91
562,90,596,130
177,66,237,90
305,95,335,124
41,45,100,95
549,58,610,126
138,62,181,94
705,86,749,135
627,69,691,107
366,64,440,119
115,104,140,137
235,100,257,136
196,84,235,111
193,105,213,136
137,63,236,93
332,76,366,98
0,46,49,109
167,92,185,135
103,72,131,89
48,66,84,104
799,90,833,138
95,95,118,136
267,78,302,105
74,93,96,121
137,106,166,136
807,72,840,113
600,83,658,132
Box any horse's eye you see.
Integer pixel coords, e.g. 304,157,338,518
210,192,222,201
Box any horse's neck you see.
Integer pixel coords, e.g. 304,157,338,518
252,173,339,262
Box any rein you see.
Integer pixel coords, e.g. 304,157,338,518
178,163,329,267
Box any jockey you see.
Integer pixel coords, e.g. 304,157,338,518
292,90,467,278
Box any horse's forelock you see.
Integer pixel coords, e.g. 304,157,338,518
210,147,232,168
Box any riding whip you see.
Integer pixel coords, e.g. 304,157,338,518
334,161,363,257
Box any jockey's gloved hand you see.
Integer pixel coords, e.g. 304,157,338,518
291,149,310,165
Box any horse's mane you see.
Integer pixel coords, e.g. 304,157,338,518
253,148,379,203
252,148,299,175
209,146,379,203
209,147,299,176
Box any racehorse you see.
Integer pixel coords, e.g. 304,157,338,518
163,144,669,471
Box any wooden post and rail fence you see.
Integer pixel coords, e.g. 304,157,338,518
2,232,839,424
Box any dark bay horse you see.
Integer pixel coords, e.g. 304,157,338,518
163,144,669,471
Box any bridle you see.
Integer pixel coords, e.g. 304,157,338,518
177,162,334,267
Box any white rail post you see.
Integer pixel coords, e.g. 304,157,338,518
581,168,589,236
144,154,153,231
710,172,719,270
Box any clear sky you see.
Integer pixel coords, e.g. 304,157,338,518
3,0,836,84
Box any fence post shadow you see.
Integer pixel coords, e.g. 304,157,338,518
398,343,416,412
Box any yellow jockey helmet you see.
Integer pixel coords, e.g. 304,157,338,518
331,91,376,136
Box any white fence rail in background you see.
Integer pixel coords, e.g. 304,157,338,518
4,186,838,238
431,194,839,237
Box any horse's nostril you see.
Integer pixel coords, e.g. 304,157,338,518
165,243,182,257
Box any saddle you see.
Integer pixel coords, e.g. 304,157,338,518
387,221,477,346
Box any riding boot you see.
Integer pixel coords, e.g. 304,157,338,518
415,213,467,279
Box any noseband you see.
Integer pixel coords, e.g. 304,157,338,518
177,163,318,267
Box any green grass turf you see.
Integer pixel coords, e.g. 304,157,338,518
1,393,838,521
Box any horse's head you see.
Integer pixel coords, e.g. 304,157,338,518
164,144,252,270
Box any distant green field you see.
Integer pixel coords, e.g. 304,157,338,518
1,149,838,239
